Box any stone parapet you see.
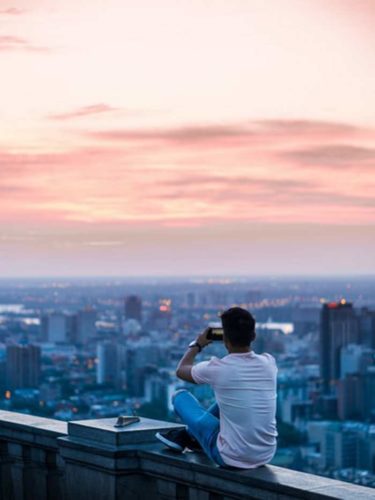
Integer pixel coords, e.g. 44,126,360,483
0,410,374,500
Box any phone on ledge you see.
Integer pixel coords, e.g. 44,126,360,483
206,322,224,341
114,416,140,428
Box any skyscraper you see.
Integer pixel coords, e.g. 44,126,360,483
6,344,41,390
124,295,142,323
359,308,375,349
75,307,97,344
320,301,359,394
96,342,127,388
40,312,67,343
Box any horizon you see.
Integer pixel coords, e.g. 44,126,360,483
0,274,374,282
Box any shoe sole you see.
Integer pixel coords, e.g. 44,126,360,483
155,432,184,452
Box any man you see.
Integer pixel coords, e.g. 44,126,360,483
156,307,278,468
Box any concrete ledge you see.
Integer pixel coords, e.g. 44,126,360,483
138,445,375,500
0,411,374,499
68,416,184,446
0,410,67,449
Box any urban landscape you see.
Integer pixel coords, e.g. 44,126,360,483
0,276,374,489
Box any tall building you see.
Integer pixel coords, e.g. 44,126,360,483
74,308,97,344
6,344,41,390
41,312,67,343
359,308,375,349
126,340,161,397
320,423,358,469
320,302,359,394
96,342,127,388
124,295,142,323
148,299,172,330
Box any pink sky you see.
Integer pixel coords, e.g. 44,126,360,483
0,0,374,276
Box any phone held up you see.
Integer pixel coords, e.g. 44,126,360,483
207,322,224,341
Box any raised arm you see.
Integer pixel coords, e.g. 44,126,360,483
176,328,212,383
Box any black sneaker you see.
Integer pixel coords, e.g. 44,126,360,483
185,435,203,452
156,428,193,452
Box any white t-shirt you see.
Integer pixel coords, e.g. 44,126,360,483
191,351,278,469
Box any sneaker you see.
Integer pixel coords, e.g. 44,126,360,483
185,435,203,452
156,428,193,452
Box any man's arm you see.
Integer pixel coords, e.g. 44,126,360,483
176,328,212,383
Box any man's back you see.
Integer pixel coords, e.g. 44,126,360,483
192,351,278,468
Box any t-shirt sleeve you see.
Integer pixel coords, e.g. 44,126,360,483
191,359,216,385
262,353,278,372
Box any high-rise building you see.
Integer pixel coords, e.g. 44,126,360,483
321,423,358,469
148,299,171,330
96,342,127,387
6,344,41,390
40,312,67,343
337,374,363,420
359,308,375,349
126,340,160,397
124,295,142,323
74,308,97,344
320,302,359,394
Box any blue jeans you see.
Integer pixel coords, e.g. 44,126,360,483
173,390,226,466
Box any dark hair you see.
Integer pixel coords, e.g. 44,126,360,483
221,307,256,347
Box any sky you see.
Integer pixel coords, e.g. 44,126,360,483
0,0,374,277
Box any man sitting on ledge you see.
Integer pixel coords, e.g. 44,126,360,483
156,307,278,469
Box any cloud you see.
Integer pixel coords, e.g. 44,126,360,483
0,35,49,52
87,119,368,147
255,119,360,136
161,175,315,191
153,174,375,208
0,8,24,15
0,117,374,227
89,124,253,144
49,103,118,121
283,145,375,169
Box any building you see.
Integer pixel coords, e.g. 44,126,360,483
75,308,97,344
337,374,363,420
124,295,142,323
320,302,359,394
41,312,67,343
148,299,172,331
321,423,357,469
126,340,161,397
337,344,375,420
359,308,375,349
6,344,41,390
96,341,127,388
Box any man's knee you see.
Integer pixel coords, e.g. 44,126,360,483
172,388,189,405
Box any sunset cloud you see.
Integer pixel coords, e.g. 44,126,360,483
283,145,375,169
49,103,118,121
0,8,24,15
1,115,373,228
0,35,49,52
87,119,370,147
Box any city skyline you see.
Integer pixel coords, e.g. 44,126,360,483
1,0,374,276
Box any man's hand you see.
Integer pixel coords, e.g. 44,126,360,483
196,327,213,349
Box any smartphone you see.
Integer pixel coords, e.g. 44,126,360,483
114,416,140,428
207,322,224,341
